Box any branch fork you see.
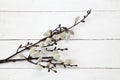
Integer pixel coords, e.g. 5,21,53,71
0,9,91,73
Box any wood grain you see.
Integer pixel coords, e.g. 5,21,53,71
0,0,119,79
0,12,120,39
0,69,120,80
0,0,120,11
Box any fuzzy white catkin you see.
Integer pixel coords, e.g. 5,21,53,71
37,56,42,63
64,59,72,64
45,38,52,44
59,31,74,40
41,48,48,54
69,30,74,35
53,54,60,60
29,47,36,53
59,32,66,39
35,64,42,70
52,35,60,39
38,42,45,48
43,30,52,37
65,33,71,40
29,47,40,58
66,30,74,40
17,53,25,58
30,51,40,58
57,59,63,63
75,16,80,23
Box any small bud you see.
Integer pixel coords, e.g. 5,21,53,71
64,59,72,64
43,30,52,37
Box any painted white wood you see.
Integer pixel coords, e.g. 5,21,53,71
0,0,119,80
0,69,120,80
0,0,120,11
0,12,120,39
0,40,120,68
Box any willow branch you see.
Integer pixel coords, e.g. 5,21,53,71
0,9,91,66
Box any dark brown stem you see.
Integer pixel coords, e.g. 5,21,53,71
0,57,53,64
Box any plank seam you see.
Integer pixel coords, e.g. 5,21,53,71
0,39,120,41
0,10,120,13
0,67,120,69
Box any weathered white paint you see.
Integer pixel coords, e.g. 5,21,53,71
0,0,120,10
0,12,120,39
0,69,120,80
0,0,120,80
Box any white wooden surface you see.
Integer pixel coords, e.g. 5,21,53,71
0,0,120,80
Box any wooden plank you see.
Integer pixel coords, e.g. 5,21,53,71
0,69,120,80
0,0,120,11
0,12,120,39
0,40,120,68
